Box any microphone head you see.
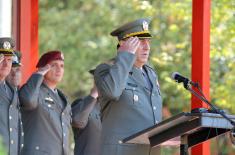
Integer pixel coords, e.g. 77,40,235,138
171,72,180,81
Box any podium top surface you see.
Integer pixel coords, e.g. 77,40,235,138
122,112,235,146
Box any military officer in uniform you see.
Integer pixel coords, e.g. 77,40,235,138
6,51,24,154
72,70,102,155
94,18,162,155
0,38,22,155
19,50,72,155
6,51,22,89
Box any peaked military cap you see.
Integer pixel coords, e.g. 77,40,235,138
89,69,95,75
110,18,152,40
12,51,22,67
0,37,15,56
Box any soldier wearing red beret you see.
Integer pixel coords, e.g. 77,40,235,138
19,50,72,155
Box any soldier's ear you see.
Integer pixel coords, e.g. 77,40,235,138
116,44,120,49
117,40,124,49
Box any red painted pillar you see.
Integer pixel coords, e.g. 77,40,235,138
18,0,39,83
191,0,211,154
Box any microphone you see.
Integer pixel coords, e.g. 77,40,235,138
171,72,196,88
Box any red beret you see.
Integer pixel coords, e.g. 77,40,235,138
36,50,64,68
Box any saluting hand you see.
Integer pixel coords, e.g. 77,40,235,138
118,37,140,54
36,64,51,75
0,54,4,63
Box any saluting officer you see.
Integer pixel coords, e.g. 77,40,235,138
6,51,24,154
19,51,72,155
6,51,22,89
72,69,102,155
0,38,22,155
94,18,162,155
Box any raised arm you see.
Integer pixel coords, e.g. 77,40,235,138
94,37,139,100
19,65,51,110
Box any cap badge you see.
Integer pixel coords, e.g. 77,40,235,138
12,55,19,63
61,53,64,60
3,41,11,49
142,21,149,31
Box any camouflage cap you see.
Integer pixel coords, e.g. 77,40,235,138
0,37,15,56
110,18,152,40
12,51,22,67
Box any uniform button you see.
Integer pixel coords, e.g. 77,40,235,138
21,132,24,136
21,144,24,148
62,122,64,126
10,105,13,108
63,144,65,148
133,88,136,90
9,128,12,132
21,121,23,125
133,94,138,102
48,104,51,108
152,94,155,96
35,146,39,150
63,133,66,137
155,120,158,124
10,140,14,144
9,116,12,120
62,112,64,116
153,106,156,110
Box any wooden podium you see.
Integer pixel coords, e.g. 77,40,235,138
122,112,235,155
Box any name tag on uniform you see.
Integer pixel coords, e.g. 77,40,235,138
127,83,138,88
133,94,139,102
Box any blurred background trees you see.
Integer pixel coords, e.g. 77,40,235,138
0,138,6,155
39,0,235,154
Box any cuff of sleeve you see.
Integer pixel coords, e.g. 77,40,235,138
85,95,97,104
30,73,44,84
116,51,136,66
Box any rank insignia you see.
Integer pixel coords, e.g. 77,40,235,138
45,96,54,102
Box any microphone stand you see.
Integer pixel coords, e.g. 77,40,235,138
175,78,235,154
184,82,235,127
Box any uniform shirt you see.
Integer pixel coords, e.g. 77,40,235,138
94,52,162,155
0,81,21,155
72,95,102,155
19,73,72,155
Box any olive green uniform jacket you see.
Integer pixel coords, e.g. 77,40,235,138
94,52,162,155
0,81,22,155
19,74,71,155
72,95,102,155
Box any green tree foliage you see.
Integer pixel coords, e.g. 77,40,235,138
0,138,6,155
211,0,235,114
39,0,235,154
